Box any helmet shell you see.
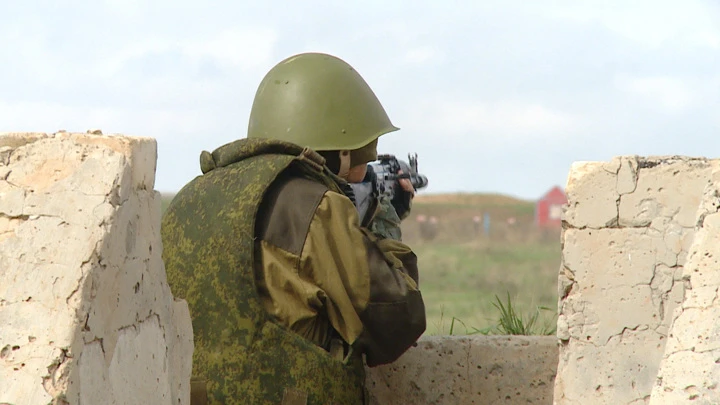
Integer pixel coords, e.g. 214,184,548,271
247,52,399,151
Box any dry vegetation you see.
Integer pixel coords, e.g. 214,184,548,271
160,191,562,336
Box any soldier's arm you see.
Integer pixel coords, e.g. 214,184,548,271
303,190,426,367
367,174,414,241
368,196,404,241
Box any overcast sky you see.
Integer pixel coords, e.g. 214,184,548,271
1,1,718,200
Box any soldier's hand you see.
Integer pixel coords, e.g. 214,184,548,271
397,170,415,199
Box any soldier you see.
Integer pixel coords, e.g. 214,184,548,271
161,52,426,405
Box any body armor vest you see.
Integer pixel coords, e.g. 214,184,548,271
161,138,367,405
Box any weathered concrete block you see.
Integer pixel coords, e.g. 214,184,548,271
650,168,720,404
619,157,713,229
563,159,621,229
0,132,193,405
365,335,558,405
555,156,719,405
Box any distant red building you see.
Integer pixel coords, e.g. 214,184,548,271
535,186,568,228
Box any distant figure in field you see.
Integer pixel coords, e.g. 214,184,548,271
417,214,438,241
483,212,491,237
473,215,481,236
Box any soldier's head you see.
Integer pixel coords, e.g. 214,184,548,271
247,52,398,182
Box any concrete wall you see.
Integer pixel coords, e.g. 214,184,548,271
8,131,720,405
365,335,559,405
554,156,720,404
649,167,720,404
0,132,193,405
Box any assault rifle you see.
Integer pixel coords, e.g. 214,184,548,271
350,153,429,221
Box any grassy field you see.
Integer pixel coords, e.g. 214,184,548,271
160,191,562,336
411,240,560,335
399,193,561,335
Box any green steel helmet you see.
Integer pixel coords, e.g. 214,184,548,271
247,52,399,151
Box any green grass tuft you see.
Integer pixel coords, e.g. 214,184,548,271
489,292,557,336
435,293,557,337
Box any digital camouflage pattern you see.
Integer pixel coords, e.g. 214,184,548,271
161,138,367,405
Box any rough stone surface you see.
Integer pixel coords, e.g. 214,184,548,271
0,132,193,405
365,335,558,405
554,156,719,404
649,167,720,404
